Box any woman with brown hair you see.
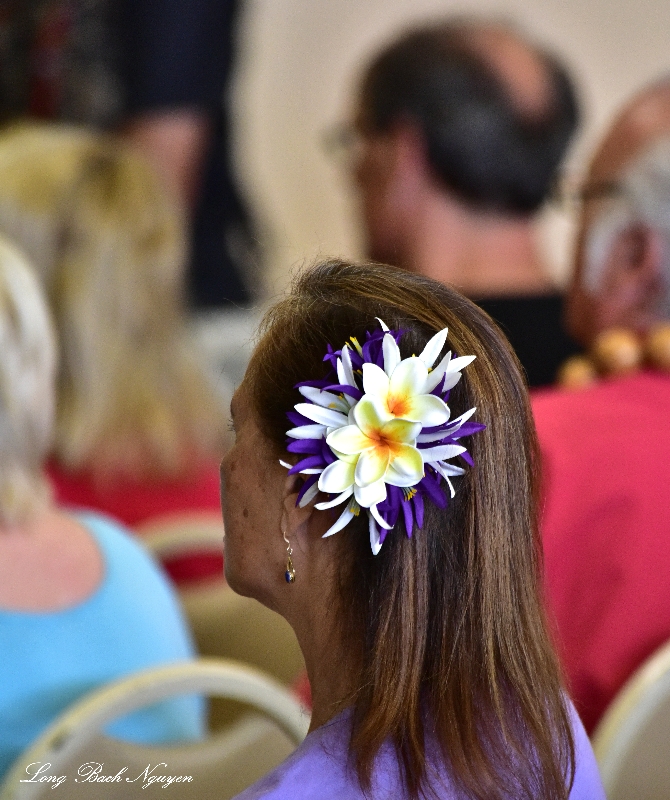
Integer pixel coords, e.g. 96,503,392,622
222,260,604,799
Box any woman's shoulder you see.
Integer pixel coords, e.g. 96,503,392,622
234,712,363,800
234,711,461,800
568,702,607,800
235,703,605,800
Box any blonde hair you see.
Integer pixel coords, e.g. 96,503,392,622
0,123,225,481
0,236,56,525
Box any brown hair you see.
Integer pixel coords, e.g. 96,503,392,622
247,260,574,799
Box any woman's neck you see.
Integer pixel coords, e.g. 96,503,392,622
294,609,353,731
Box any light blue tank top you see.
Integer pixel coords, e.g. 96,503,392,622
0,512,205,778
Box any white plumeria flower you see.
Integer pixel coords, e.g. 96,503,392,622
317,394,423,506
361,329,476,427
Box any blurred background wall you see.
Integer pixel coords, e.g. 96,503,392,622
232,0,670,298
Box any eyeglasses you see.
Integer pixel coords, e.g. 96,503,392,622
548,175,623,211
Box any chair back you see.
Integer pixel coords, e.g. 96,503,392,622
592,638,670,799
139,515,305,689
0,659,309,800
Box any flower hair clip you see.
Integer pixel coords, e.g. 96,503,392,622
280,319,485,554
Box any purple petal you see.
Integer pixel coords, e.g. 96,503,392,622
413,491,425,529
460,451,474,467
402,498,414,538
453,422,486,438
321,438,336,465
288,455,324,475
325,383,363,401
420,470,447,509
287,439,322,454
286,410,312,427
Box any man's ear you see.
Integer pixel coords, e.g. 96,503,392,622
392,120,430,192
601,223,664,328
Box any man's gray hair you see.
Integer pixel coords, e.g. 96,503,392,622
584,136,670,320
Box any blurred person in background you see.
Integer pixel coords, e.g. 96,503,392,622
0,0,255,306
0,124,227,583
0,236,204,778
533,78,670,733
343,18,581,387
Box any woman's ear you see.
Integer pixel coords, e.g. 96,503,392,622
281,473,316,541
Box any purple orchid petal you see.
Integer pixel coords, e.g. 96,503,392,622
296,378,332,389
287,439,322,454
421,470,448,509
402,498,414,538
325,383,363,400
286,410,312,427
288,455,324,475
413,491,425,529
321,437,336,465
460,451,474,467
452,422,487,438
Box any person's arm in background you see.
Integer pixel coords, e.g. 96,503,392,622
123,111,211,209
118,0,240,209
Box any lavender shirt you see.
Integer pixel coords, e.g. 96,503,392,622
234,704,605,800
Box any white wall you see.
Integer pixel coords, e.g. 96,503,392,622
233,0,670,298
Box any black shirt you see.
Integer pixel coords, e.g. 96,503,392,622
475,293,581,388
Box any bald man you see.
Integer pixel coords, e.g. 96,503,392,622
533,79,670,733
347,19,581,386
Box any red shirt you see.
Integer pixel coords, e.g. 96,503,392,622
532,371,670,733
47,460,223,584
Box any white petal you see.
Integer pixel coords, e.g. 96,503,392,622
420,444,467,462
434,461,465,476
441,372,462,391
369,515,382,555
353,395,393,437
298,482,320,507
424,351,452,392
376,317,390,332
341,345,357,387
446,407,476,430
298,468,324,475
322,504,355,537
445,354,476,375
389,356,429,397
425,352,476,393
286,424,327,439
419,328,448,369
433,462,460,497
299,386,349,413
385,462,421,487
327,424,372,455
279,460,292,470
382,333,401,376
354,479,387,508
370,503,393,530
417,429,453,444
318,459,356,494
402,394,450,426
362,362,390,398
315,486,354,510
294,403,348,428
354,446,390,487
